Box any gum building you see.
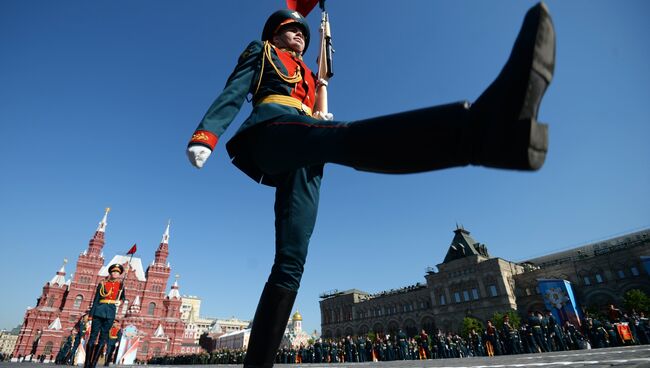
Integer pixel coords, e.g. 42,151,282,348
319,227,650,338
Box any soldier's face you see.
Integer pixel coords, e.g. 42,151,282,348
273,25,305,54
110,270,121,279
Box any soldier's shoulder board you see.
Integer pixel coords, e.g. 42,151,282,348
239,41,262,62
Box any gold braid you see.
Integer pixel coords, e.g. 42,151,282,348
98,280,113,298
254,41,302,97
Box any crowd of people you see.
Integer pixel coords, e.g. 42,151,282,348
148,305,649,365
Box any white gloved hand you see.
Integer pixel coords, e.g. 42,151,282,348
186,145,212,169
115,301,121,307
314,111,334,121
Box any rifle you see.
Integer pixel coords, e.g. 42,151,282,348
314,0,334,117
318,0,334,79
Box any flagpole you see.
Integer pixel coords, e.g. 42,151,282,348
116,244,137,304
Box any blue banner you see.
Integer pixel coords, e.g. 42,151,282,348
537,279,583,327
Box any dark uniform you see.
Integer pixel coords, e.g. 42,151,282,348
68,315,89,364
104,321,122,366
187,5,555,366
85,264,125,368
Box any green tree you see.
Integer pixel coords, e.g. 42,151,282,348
460,317,484,338
623,289,650,314
366,331,376,342
492,310,521,330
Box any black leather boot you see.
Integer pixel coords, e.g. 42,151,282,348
470,2,556,170
244,283,297,368
344,4,554,175
83,343,95,368
90,345,102,368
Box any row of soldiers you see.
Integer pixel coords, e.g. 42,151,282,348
148,350,246,365
54,318,122,366
145,306,649,365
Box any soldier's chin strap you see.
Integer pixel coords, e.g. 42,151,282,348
313,0,333,118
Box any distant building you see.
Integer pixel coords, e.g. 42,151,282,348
280,311,314,349
180,295,249,348
215,329,250,350
0,331,18,356
514,229,650,313
13,209,192,361
208,311,313,350
180,296,215,349
320,227,650,338
213,317,250,334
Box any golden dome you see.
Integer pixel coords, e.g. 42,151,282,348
292,310,302,321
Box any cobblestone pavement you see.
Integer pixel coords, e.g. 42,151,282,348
3,346,650,367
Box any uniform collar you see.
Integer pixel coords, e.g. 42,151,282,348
274,45,303,61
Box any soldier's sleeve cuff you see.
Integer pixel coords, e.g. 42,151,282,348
189,130,218,151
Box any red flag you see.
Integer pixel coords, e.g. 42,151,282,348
126,244,137,255
286,0,319,17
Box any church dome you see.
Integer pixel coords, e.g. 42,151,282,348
292,311,302,321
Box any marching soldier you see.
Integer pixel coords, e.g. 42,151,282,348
68,314,89,365
104,319,122,366
85,264,125,368
186,4,555,366
56,332,74,364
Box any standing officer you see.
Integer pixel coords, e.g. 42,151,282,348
85,264,125,368
104,319,122,366
502,315,520,354
187,4,555,367
68,314,89,365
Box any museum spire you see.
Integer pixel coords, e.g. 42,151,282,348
154,220,170,265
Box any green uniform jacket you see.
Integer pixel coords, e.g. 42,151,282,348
190,40,318,186
88,280,125,320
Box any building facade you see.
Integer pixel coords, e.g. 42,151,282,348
280,311,313,349
12,209,192,361
0,331,18,357
179,295,249,349
320,227,650,338
514,229,650,314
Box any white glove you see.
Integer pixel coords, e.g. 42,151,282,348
314,111,334,121
115,301,121,307
186,145,212,169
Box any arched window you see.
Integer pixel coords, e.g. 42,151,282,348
421,316,436,335
404,319,417,337
148,302,156,316
74,295,83,309
387,321,399,337
47,298,55,307
358,325,369,335
43,341,54,354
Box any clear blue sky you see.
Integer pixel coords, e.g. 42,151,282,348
1,0,648,335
